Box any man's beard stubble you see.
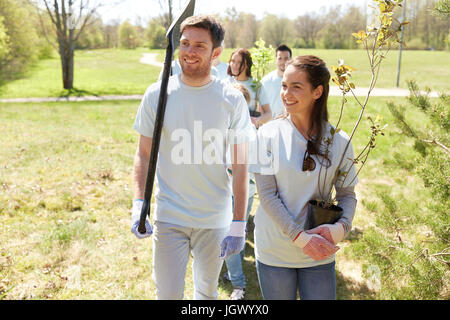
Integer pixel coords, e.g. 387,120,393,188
179,54,213,81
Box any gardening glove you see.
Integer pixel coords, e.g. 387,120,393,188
130,199,153,239
307,222,345,245
220,221,246,260
293,230,340,261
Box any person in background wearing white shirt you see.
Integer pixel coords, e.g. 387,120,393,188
259,44,292,120
227,48,273,128
158,53,228,80
221,81,258,300
250,55,358,300
212,44,229,80
131,15,254,300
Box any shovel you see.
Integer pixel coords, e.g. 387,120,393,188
138,0,196,234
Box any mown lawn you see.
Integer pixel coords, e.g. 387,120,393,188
0,48,162,99
1,93,446,300
221,48,450,92
0,48,448,99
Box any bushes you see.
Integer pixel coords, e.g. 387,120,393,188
351,82,450,299
119,20,139,49
146,20,166,49
0,16,9,61
406,37,429,50
0,0,40,81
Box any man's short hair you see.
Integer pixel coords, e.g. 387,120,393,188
180,15,225,49
276,44,292,58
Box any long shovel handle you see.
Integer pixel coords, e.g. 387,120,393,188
138,43,173,234
137,0,196,234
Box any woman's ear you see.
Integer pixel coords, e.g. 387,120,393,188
313,85,324,100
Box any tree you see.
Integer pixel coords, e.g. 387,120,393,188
119,20,138,49
432,0,450,17
146,18,166,49
223,7,241,49
37,0,104,89
156,0,174,29
0,0,40,80
259,14,292,47
237,13,258,48
103,22,119,48
75,16,104,49
402,0,450,50
294,13,323,48
0,17,9,61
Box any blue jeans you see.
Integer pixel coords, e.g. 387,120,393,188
224,196,254,289
256,260,336,300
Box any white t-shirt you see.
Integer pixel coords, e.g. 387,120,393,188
223,77,258,197
212,62,229,80
134,74,255,229
249,116,358,268
224,77,257,112
259,70,285,119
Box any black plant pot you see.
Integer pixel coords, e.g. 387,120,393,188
305,200,343,230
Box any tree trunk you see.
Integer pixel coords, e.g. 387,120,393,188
60,43,74,90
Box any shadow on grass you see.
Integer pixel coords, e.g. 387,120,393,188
219,216,375,300
59,87,100,98
336,269,376,300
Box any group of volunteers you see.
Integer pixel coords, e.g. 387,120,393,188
131,15,358,300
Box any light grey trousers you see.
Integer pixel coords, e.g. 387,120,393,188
152,221,228,300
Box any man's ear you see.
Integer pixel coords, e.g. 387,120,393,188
212,46,223,61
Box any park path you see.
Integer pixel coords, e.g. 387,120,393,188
139,53,163,68
1,87,435,103
0,52,440,103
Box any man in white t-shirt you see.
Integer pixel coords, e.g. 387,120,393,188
259,44,292,120
212,56,229,80
131,15,254,300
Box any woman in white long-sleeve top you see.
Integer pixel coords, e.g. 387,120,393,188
250,55,358,300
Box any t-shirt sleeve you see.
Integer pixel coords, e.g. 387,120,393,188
259,81,270,106
133,84,159,138
249,124,278,175
227,94,256,145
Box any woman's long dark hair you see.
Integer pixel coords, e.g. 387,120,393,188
285,55,331,160
227,48,252,78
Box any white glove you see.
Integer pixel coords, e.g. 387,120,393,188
130,199,152,239
293,231,323,248
307,223,345,244
220,221,246,259
228,220,247,237
293,230,340,261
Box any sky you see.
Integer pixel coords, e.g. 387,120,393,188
97,0,370,25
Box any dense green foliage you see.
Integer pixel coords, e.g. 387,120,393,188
0,0,41,81
349,83,450,299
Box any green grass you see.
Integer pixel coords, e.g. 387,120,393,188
1,94,446,299
0,48,161,99
0,48,448,99
221,48,450,92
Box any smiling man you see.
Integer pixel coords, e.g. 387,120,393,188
131,15,254,300
259,44,292,120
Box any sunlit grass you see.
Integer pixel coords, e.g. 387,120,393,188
0,48,448,99
0,95,446,299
